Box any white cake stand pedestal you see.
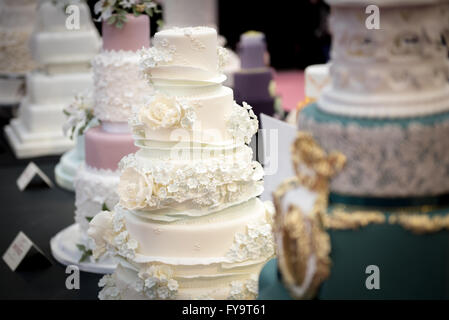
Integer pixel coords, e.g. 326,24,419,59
50,223,116,274
4,121,74,158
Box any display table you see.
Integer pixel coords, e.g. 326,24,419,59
0,122,100,299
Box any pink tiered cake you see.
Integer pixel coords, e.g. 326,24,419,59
51,15,152,272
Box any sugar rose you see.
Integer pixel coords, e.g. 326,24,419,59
88,211,114,259
118,167,153,210
139,94,181,129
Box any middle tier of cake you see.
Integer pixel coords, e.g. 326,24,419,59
116,143,264,215
299,103,449,199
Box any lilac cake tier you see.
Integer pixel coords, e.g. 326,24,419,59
238,32,267,69
234,31,274,117
85,125,138,171
234,70,275,117
102,14,150,51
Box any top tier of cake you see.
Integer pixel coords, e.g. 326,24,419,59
319,1,449,118
0,0,37,30
136,27,258,146
161,0,217,29
238,31,267,70
141,27,226,83
30,0,101,66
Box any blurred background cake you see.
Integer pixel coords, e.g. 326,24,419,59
263,0,449,300
0,0,37,106
4,0,100,158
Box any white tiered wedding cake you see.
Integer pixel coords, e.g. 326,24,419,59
4,0,100,158
89,27,274,299
0,0,37,105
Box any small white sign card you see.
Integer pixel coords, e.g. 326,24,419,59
16,162,53,191
260,114,297,202
3,232,52,271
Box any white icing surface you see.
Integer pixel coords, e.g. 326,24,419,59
30,29,101,65
140,27,223,83
122,198,272,262
27,71,94,104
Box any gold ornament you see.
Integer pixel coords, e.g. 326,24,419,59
324,207,386,230
273,132,345,299
389,213,449,234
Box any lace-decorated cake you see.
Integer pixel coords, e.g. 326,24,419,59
266,0,449,300
89,27,275,300
298,0,449,198
0,0,37,104
4,0,101,158
320,1,449,118
73,14,152,252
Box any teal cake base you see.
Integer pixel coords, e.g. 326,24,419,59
258,259,292,300
320,205,449,300
258,204,449,299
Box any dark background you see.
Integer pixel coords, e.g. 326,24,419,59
87,0,331,70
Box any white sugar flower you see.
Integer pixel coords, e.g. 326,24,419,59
119,0,136,9
167,279,179,291
246,275,258,295
140,39,176,70
87,211,114,259
63,90,95,139
227,102,259,145
139,94,182,129
117,167,153,210
94,0,117,21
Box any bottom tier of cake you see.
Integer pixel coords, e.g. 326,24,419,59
4,118,73,158
89,198,276,300
99,258,265,300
